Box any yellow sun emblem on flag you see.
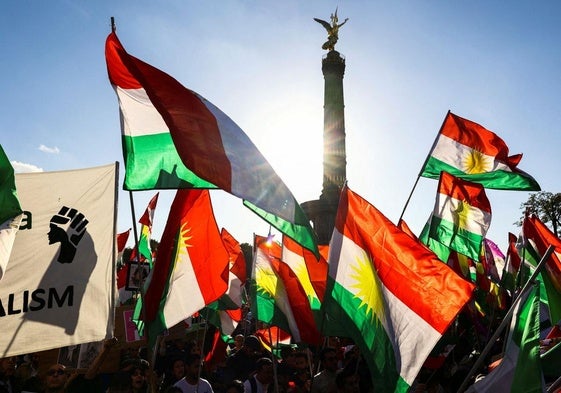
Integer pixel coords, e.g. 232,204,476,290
452,200,471,229
349,251,384,323
294,262,318,301
462,149,490,174
255,259,278,297
174,221,193,265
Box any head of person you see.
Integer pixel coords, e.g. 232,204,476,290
242,335,262,356
292,351,308,371
225,379,245,393
254,357,274,385
320,347,339,372
184,353,202,380
0,357,16,378
45,364,68,391
170,357,185,380
233,334,244,350
127,359,149,392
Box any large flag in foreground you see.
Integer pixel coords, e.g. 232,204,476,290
322,186,474,392
466,284,544,393
105,32,318,257
420,112,540,191
0,164,117,357
427,172,491,261
0,146,23,280
143,189,229,342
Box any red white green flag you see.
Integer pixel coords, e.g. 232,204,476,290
322,185,474,392
501,233,522,294
251,234,321,344
105,32,318,258
421,112,540,191
281,235,325,309
466,284,544,393
427,172,491,261
521,214,561,323
143,189,229,342
137,193,158,266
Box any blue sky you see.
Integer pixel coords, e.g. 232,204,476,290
2,1,560,251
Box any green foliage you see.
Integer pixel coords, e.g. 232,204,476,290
518,192,561,237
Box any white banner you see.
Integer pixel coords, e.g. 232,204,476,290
0,163,118,357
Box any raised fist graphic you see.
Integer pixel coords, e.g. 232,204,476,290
48,206,89,264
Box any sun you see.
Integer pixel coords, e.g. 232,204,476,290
293,261,320,306
349,251,384,323
173,221,192,266
462,149,490,174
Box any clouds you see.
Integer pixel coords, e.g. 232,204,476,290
38,144,60,154
11,161,43,173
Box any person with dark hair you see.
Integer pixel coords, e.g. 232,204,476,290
224,335,262,382
173,354,212,393
158,357,185,393
0,357,19,393
311,347,339,393
242,357,273,393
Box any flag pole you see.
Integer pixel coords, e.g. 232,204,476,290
398,110,450,224
457,245,554,392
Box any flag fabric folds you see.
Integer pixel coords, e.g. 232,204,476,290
427,172,491,261
142,189,229,343
0,145,23,281
251,235,321,344
322,186,474,392
0,164,117,357
137,192,158,266
105,32,318,257
421,112,540,191
466,284,544,393
521,214,561,324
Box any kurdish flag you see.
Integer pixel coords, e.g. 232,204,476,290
421,112,540,191
105,32,318,257
323,186,474,392
143,189,229,342
282,235,325,308
501,233,522,294
137,192,158,266
428,172,491,261
0,145,23,281
252,235,321,344
466,284,544,393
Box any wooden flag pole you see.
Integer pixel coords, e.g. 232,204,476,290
457,245,554,392
398,110,450,224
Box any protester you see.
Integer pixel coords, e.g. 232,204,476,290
224,335,262,383
242,357,273,393
173,354,213,393
159,357,185,393
0,357,18,393
42,364,69,393
311,347,339,393
335,367,360,393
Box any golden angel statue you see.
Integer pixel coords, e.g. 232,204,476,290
314,8,349,51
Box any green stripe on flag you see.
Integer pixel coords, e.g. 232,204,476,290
323,280,408,393
429,215,483,260
422,157,540,191
123,133,217,190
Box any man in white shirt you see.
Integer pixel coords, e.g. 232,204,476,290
174,353,213,393
243,357,273,393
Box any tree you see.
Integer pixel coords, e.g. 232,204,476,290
519,192,561,237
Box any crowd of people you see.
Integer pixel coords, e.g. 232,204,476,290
0,330,368,393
